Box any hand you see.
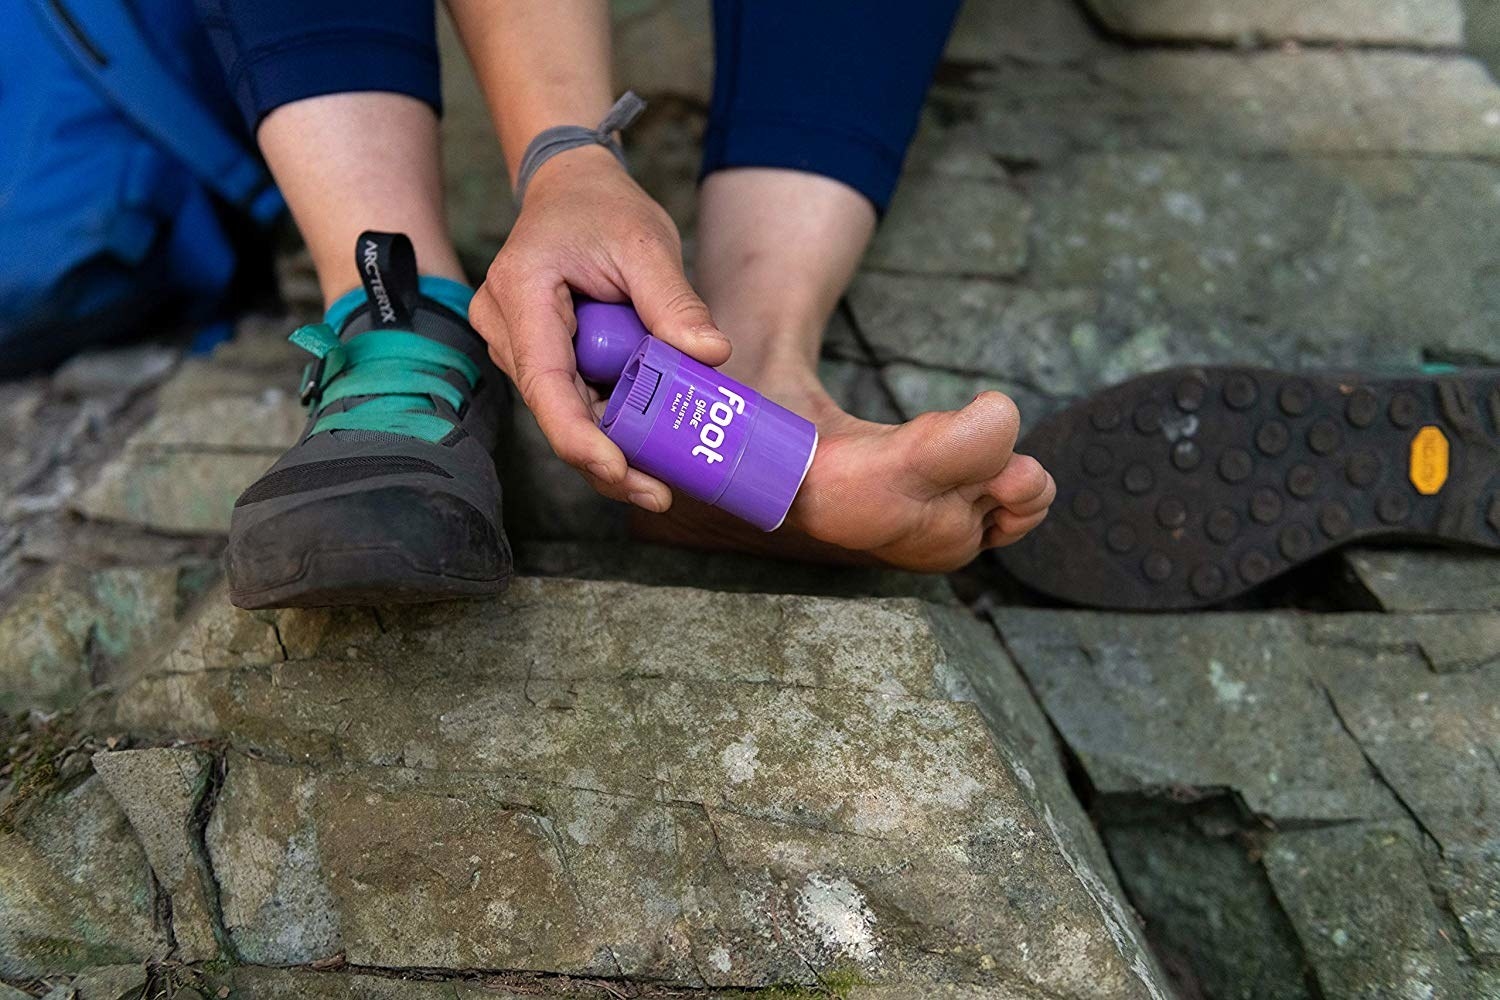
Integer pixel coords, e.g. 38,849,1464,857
469,145,731,512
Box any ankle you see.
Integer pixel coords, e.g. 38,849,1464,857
712,328,844,422
746,361,844,422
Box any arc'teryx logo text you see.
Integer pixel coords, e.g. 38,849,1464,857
362,239,397,323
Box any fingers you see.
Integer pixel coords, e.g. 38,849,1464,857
479,270,664,509
525,364,626,481
624,234,732,367
581,464,673,513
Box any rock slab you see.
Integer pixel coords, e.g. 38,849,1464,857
94,577,1168,999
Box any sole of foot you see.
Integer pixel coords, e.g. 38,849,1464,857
995,366,1500,610
632,389,1055,573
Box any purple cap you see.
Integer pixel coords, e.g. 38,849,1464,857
574,299,649,384
600,336,816,531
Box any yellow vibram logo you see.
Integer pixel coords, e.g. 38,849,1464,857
1409,425,1449,495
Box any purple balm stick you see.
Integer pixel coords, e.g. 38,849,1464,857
574,299,649,384
575,301,817,531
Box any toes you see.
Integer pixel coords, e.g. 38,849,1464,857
984,507,1049,548
988,455,1055,515
909,391,1021,491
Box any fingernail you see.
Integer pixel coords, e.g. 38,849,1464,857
629,491,662,512
692,325,729,342
587,461,613,482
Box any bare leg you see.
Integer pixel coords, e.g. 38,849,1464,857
634,168,1056,572
257,92,466,307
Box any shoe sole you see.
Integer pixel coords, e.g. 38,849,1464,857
228,545,509,610
995,366,1500,609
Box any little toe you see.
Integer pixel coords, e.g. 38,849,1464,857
987,506,1049,546
988,455,1054,511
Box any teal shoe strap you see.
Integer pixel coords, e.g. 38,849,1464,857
289,307,482,444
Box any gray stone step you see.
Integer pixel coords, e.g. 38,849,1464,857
994,607,1500,998
2,577,1169,1000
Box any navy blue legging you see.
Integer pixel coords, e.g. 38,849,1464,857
195,0,961,213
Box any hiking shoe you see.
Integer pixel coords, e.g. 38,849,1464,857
225,232,512,609
996,366,1500,609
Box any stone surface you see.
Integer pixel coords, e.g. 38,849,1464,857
1306,630,1500,851
866,177,1031,277
105,577,1166,998
73,450,280,535
1083,0,1466,46
1345,548,1500,612
998,606,1500,998
880,364,1050,434
513,540,955,602
73,364,302,534
67,964,150,1000
1471,0,1500,79
1025,154,1500,375
92,748,219,961
994,610,1403,822
818,355,905,425
1104,822,1312,1000
193,966,538,999
1441,841,1500,958
0,562,216,713
1303,610,1500,674
949,52,1500,162
0,775,167,978
52,344,178,401
437,11,515,277
1263,823,1468,999
847,274,1095,400
946,0,1104,67
613,0,713,103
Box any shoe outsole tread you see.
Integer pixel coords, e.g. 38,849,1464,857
997,367,1500,609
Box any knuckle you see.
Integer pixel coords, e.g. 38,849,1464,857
486,252,520,288
468,293,495,328
638,219,681,255
660,286,707,320
512,364,547,402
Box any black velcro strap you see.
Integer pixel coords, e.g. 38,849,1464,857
356,231,420,328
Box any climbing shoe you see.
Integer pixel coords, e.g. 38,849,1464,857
224,232,512,609
996,366,1500,609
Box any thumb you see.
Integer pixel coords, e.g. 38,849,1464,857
625,241,732,367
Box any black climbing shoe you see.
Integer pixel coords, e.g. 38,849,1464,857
996,366,1500,609
224,232,512,609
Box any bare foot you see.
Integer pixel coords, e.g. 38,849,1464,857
631,378,1055,572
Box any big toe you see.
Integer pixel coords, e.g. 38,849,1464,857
907,391,1021,490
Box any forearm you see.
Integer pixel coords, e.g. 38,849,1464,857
444,0,617,186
